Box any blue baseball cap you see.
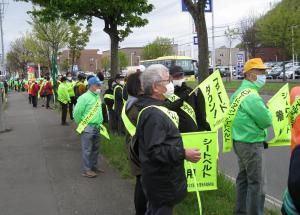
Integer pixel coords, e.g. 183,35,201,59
88,77,102,86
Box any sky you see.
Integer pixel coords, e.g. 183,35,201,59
3,0,281,56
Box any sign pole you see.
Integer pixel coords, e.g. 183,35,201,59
211,0,215,72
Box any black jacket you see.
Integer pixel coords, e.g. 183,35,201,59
288,144,300,212
113,84,124,115
166,82,211,133
136,96,187,207
104,89,114,112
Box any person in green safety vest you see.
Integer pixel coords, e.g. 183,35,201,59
113,74,125,136
104,78,118,134
57,76,71,125
166,66,210,133
136,64,201,215
73,76,104,178
66,72,76,121
231,58,272,215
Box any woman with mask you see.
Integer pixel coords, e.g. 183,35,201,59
166,66,211,133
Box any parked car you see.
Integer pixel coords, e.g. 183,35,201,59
267,67,283,79
278,66,300,79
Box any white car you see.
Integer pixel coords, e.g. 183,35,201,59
278,66,300,79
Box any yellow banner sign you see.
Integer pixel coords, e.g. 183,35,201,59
181,131,218,192
198,71,230,130
222,88,257,152
267,84,291,147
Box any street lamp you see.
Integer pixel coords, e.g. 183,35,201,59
137,56,141,65
130,52,136,66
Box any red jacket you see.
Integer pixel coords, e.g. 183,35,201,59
31,83,40,96
43,81,53,95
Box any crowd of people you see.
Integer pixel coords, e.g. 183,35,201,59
8,58,299,215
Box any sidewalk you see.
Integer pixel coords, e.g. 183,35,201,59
0,92,134,215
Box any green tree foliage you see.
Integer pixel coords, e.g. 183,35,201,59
118,51,128,69
29,16,69,71
6,36,31,76
68,22,92,73
24,33,51,68
142,37,174,60
257,0,300,57
17,0,154,77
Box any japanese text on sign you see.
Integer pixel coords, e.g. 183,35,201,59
182,131,218,192
267,84,291,146
198,71,230,130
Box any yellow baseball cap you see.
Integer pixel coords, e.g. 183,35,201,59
243,58,269,74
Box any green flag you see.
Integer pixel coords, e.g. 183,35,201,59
267,84,291,147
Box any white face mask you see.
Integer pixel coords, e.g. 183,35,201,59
163,82,175,98
119,80,125,85
67,77,72,81
173,79,185,87
254,75,266,88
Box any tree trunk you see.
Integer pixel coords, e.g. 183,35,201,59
103,20,119,78
183,0,209,83
71,51,75,75
110,34,119,78
195,14,209,83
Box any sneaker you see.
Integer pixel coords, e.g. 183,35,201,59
82,170,97,178
61,122,69,126
92,167,104,173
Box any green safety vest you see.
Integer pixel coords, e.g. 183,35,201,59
113,85,123,110
138,105,179,129
76,98,101,134
121,102,137,136
104,94,114,100
290,96,300,126
222,88,258,152
168,94,198,126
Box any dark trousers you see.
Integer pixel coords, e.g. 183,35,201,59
108,110,118,133
32,96,37,108
135,175,147,215
61,102,68,124
116,113,125,136
28,95,32,104
68,96,76,120
46,94,52,108
145,204,173,215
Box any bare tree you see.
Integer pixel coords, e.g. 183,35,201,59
238,13,260,59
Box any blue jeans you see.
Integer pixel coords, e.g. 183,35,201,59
233,141,266,215
80,126,100,171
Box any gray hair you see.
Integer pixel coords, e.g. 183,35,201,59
140,64,169,96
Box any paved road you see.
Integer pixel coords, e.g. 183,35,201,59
218,94,289,209
0,92,134,215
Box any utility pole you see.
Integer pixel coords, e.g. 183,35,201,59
0,0,7,76
291,25,300,66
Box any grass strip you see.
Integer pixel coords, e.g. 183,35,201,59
100,132,279,215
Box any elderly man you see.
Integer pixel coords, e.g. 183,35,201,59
231,58,272,215
136,64,201,215
73,77,104,178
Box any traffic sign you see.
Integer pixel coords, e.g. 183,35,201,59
193,36,198,45
182,0,212,13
